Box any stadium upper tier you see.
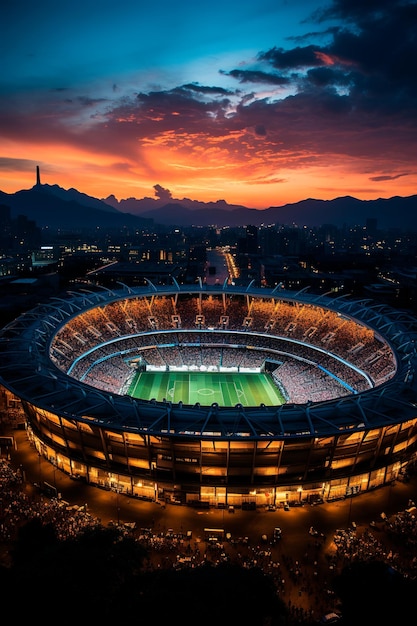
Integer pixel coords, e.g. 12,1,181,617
1,283,417,440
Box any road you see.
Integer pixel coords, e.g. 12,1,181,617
205,247,231,285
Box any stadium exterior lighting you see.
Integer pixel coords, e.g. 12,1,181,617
1,282,417,508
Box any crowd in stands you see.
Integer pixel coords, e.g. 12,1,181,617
272,360,351,404
49,294,397,402
65,338,363,401
81,354,135,393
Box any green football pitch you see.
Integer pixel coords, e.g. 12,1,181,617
128,371,285,407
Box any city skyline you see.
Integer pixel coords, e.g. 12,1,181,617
1,0,416,210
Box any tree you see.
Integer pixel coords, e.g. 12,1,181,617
331,560,417,626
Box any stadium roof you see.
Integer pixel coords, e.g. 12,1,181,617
1,282,417,440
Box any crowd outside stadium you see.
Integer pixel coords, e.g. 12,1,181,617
1,445,417,624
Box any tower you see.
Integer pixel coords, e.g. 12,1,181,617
36,166,41,186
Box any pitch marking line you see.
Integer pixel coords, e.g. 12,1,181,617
197,388,215,397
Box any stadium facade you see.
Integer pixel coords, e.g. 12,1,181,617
1,281,417,508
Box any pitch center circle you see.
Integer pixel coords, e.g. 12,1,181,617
197,388,215,396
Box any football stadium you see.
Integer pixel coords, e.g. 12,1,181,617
1,281,417,508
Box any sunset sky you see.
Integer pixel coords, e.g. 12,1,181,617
1,0,416,209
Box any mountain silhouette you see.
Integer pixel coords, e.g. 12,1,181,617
0,184,153,231
1,181,416,231
136,195,417,229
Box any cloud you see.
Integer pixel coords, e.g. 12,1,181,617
258,45,326,70
243,0,417,113
1,0,416,204
0,157,39,172
318,1,417,109
305,66,352,88
220,69,290,86
314,0,404,23
181,83,234,96
153,184,172,201
370,173,411,182
254,125,267,136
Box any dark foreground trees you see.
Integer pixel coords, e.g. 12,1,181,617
331,559,417,626
2,518,417,625
0,519,288,625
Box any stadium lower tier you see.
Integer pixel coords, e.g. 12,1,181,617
17,397,417,506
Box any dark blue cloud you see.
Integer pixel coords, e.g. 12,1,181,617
220,69,290,86
258,45,325,70
224,0,417,118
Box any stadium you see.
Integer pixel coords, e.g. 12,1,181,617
1,281,417,508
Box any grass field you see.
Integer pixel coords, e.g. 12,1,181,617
128,371,285,407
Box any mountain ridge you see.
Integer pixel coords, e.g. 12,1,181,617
0,185,152,231
0,182,416,231
104,192,417,229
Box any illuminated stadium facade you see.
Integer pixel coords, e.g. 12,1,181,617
1,282,417,507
